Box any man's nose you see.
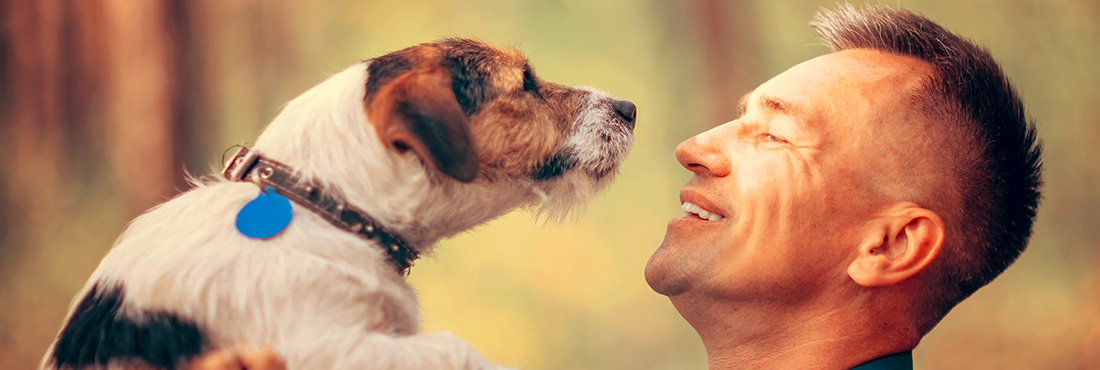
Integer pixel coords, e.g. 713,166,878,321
675,126,733,177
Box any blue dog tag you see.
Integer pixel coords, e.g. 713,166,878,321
236,187,293,239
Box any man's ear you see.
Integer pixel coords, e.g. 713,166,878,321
848,204,945,287
370,69,479,182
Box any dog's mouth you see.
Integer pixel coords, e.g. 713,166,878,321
528,88,634,184
530,146,626,182
532,151,578,181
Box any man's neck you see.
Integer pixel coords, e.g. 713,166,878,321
671,291,920,370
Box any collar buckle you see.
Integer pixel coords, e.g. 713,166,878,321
222,147,261,182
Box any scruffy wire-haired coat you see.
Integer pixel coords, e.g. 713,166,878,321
41,38,637,370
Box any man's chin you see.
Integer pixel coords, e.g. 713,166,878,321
648,277,692,297
645,246,693,297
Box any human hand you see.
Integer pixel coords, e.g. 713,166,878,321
185,345,286,370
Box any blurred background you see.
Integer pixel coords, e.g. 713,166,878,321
1,0,1097,369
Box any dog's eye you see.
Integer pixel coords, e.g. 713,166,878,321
522,66,539,96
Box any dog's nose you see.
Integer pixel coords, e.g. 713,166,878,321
613,100,636,128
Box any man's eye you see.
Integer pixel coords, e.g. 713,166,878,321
764,133,786,143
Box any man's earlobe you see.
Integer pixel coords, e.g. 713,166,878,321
848,205,945,287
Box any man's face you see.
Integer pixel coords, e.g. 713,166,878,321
645,49,932,305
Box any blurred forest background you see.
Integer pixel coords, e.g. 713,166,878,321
1,0,1097,369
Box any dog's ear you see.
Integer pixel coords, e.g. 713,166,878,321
372,69,479,182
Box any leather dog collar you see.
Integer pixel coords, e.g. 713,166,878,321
222,146,419,275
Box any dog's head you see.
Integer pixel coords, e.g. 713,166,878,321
364,38,635,188
253,38,634,242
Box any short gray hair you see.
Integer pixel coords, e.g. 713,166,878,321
812,4,1043,334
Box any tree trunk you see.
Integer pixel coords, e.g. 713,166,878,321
685,0,764,129
0,1,200,368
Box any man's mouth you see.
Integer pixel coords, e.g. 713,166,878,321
681,202,726,222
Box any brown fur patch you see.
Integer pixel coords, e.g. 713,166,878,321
366,58,478,182
364,38,589,183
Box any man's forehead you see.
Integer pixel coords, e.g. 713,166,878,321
745,49,932,124
821,50,932,93
770,50,930,89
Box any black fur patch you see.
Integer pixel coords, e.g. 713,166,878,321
52,281,207,370
364,39,501,116
533,151,578,180
365,51,416,104
521,64,540,97
439,39,496,116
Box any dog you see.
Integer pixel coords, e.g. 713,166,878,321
40,38,636,370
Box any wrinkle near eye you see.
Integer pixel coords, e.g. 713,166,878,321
787,146,823,185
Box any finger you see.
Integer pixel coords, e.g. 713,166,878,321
186,350,244,370
237,346,286,370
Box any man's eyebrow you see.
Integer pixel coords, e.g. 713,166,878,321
757,94,802,117
739,93,804,119
742,93,811,132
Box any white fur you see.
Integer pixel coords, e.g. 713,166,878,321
535,85,635,219
41,60,632,370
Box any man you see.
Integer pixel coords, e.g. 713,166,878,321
192,4,1042,370
644,4,1042,369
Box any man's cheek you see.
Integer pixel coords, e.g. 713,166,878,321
739,161,798,207
737,163,778,193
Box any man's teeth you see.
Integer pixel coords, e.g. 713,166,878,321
681,202,726,222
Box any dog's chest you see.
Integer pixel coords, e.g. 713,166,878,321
84,183,422,349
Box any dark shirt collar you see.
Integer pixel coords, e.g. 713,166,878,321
850,351,913,370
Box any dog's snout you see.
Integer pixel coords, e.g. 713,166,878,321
613,100,636,128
